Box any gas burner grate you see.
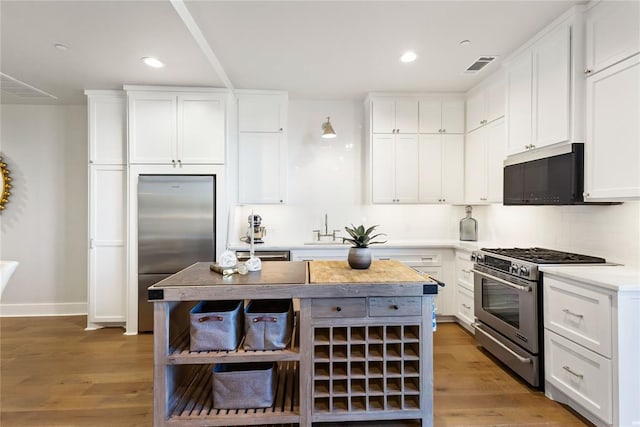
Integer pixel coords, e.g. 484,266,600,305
481,247,606,264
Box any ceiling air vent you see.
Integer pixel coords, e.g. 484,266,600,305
463,56,497,75
0,73,57,100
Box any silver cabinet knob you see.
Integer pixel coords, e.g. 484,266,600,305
279,127,283,131
171,159,176,165
584,69,593,74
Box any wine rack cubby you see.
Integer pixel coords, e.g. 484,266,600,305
312,324,421,414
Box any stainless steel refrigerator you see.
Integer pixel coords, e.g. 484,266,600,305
137,175,215,332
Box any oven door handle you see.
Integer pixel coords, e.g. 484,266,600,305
472,269,531,292
473,323,532,364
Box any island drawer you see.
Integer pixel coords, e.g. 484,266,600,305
369,297,422,316
311,298,366,318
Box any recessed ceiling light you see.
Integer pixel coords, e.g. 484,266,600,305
54,43,69,51
400,51,417,63
141,57,165,68
459,39,471,46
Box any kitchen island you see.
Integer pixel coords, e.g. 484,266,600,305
148,260,438,426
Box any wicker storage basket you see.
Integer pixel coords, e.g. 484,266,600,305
243,299,293,350
189,300,243,352
212,362,277,409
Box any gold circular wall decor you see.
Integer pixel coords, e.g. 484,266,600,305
0,156,12,211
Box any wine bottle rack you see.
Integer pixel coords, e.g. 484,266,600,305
312,324,421,414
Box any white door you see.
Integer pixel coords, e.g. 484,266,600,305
371,99,396,133
89,166,126,323
178,95,225,164
88,94,126,165
441,134,465,204
394,134,420,203
486,118,506,203
372,135,396,203
585,55,640,200
533,24,571,149
418,134,443,203
129,93,176,163
238,132,285,204
465,128,487,203
394,99,419,133
466,90,486,133
506,50,533,155
486,76,506,123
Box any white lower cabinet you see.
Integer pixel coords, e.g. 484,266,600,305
454,250,475,332
88,165,126,326
543,272,640,427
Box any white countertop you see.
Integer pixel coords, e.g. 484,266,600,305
540,265,640,292
229,239,490,252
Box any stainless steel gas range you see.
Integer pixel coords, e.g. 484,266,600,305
471,247,606,388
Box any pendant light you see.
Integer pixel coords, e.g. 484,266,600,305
321,116,336,139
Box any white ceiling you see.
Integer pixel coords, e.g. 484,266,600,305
1,0,581,105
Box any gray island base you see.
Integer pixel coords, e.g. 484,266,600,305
149,260,438,426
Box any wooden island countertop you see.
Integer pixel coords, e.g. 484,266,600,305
148,259,438,302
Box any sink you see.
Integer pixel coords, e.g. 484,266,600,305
1,260,19,297
303,241,347,246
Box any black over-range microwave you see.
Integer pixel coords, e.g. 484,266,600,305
503,143,585,205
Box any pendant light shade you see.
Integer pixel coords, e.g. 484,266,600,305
321,116,336,139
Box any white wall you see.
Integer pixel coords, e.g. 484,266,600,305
0,105,88,315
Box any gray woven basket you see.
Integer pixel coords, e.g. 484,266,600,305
189,300,243,352
243,299,293,350
212,362,277,409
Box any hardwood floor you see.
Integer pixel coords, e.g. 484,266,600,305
0,317,591,426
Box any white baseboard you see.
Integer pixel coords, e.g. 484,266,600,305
0,302,87,317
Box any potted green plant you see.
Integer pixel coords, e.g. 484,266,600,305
342,224,387,269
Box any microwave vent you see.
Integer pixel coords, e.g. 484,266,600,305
463,56,497,74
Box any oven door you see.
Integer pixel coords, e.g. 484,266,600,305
473,266,538,354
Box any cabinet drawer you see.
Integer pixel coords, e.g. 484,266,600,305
544,277,612,357
311,298,366,318
368,297,422,317
545,330,612,424
456,285,474,325
456,252,474,288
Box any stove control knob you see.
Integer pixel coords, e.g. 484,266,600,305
471,253,477,262
510,264,519,274
477,254,484,263
519,266,530,277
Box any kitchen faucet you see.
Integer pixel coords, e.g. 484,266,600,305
313,213,341,241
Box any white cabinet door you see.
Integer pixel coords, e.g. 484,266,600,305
89,166,126,323
418,98,442,134
441,98,465,134
419,97,465,134
585,0,640,75
585,55,640,200
418,135,443,203
129,93,176,163
486,76,506,124
394,99,419,133
394,134,420,203
456,285,475,328
179,95,225,164
441,134,464,204
87,93,126,165
506,50,533,155
486,118,506,203
238,132,285,204
372,135,396,203
371,99,397,133
466,89,486,133
238,94,286,132
532,24,571,149
465,128,487,204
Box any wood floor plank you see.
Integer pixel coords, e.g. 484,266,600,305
0,316,591,426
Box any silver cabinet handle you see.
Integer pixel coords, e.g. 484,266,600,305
442,129,446,133
472,269,531,292
480,197,488,201
462,303,471,309
562,308,584,319
584,69,593,75
279,127,283,131
89,238,94,249
563,365,584,379
178,159,182,166
474,323,532,364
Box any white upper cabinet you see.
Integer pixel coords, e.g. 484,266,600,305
372,98,419,134
465,118,506,204
505,10,583,156
127,88,226,165
237,91,288,204
466,76,505,133
238,93,286,132
585,0,640,76
585,54,640,201
419,97,465,134
86,91,126,165
372,134,419,203
419,134,464,204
